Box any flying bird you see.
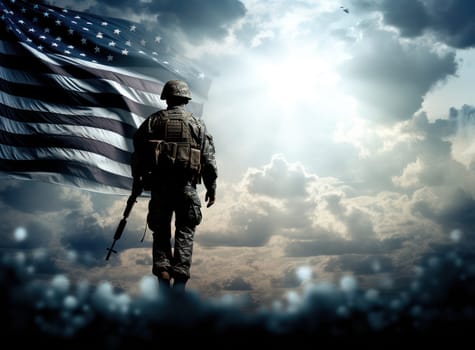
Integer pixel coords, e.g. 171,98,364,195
340,6,349,14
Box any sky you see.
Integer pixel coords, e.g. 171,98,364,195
2,0,475,311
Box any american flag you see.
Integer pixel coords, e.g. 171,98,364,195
0,0,211,194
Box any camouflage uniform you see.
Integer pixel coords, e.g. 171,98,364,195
132,80,217,290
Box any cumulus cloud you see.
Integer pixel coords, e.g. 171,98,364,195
198,155,342,247
246,154,315,198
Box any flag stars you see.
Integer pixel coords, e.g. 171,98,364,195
108,41,116,47
130,25,136,32
21,7,26,13
96,32,103,39
121,48,128,55
37,45,43,50
39,35,46,40
74,16,80,19
113,28,120,35
155,36,161,44
55,36,62,41
55,20,61,26
44,28,50,33
68,28,74,35
101,21,108,26
107,54,113,62
81,38,87,45
28,27,35,32
125,40,131,46
82,27,89,31
43,12,49,17
17,19,24,24
94,46,100,53
51,42,58,47
32,17,38,23
140,39,146,46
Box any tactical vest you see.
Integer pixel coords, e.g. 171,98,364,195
144,109,202,176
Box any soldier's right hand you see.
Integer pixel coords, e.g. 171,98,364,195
205,190,215,208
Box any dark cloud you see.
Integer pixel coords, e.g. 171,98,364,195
412,187,475,235
376,0,475,49
223,276,253,291
60,211,109,254
146,0,246,41
66,0,246,42
0,180,79,213
285,237,405,257
340,25,457,123
59,209,151,265
270,267,301,288
0,219,53,249
325,255,395,274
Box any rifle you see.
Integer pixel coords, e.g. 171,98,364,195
105,180,143,260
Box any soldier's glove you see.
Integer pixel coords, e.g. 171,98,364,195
205,189,215,208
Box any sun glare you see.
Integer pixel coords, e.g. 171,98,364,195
255,50,340,108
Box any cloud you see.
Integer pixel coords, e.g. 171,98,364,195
198,207,276,247
0,180,80,213
325,255,395,274
198,155,343,247
70,0,246,42
246,154,315,198
285,237,405,257
412,187,475,235
374,0,475,49
223,276,253,291
340,23,457,123
270,266,310,288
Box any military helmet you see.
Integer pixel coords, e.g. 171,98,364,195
160,80,192,100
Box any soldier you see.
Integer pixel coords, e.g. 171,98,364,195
131,79,218,292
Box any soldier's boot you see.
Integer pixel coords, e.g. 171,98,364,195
157,270,171,293
172,275,188,292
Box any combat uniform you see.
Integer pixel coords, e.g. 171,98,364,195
131,80,217,290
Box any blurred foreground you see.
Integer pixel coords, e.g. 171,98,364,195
1,246,474,347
